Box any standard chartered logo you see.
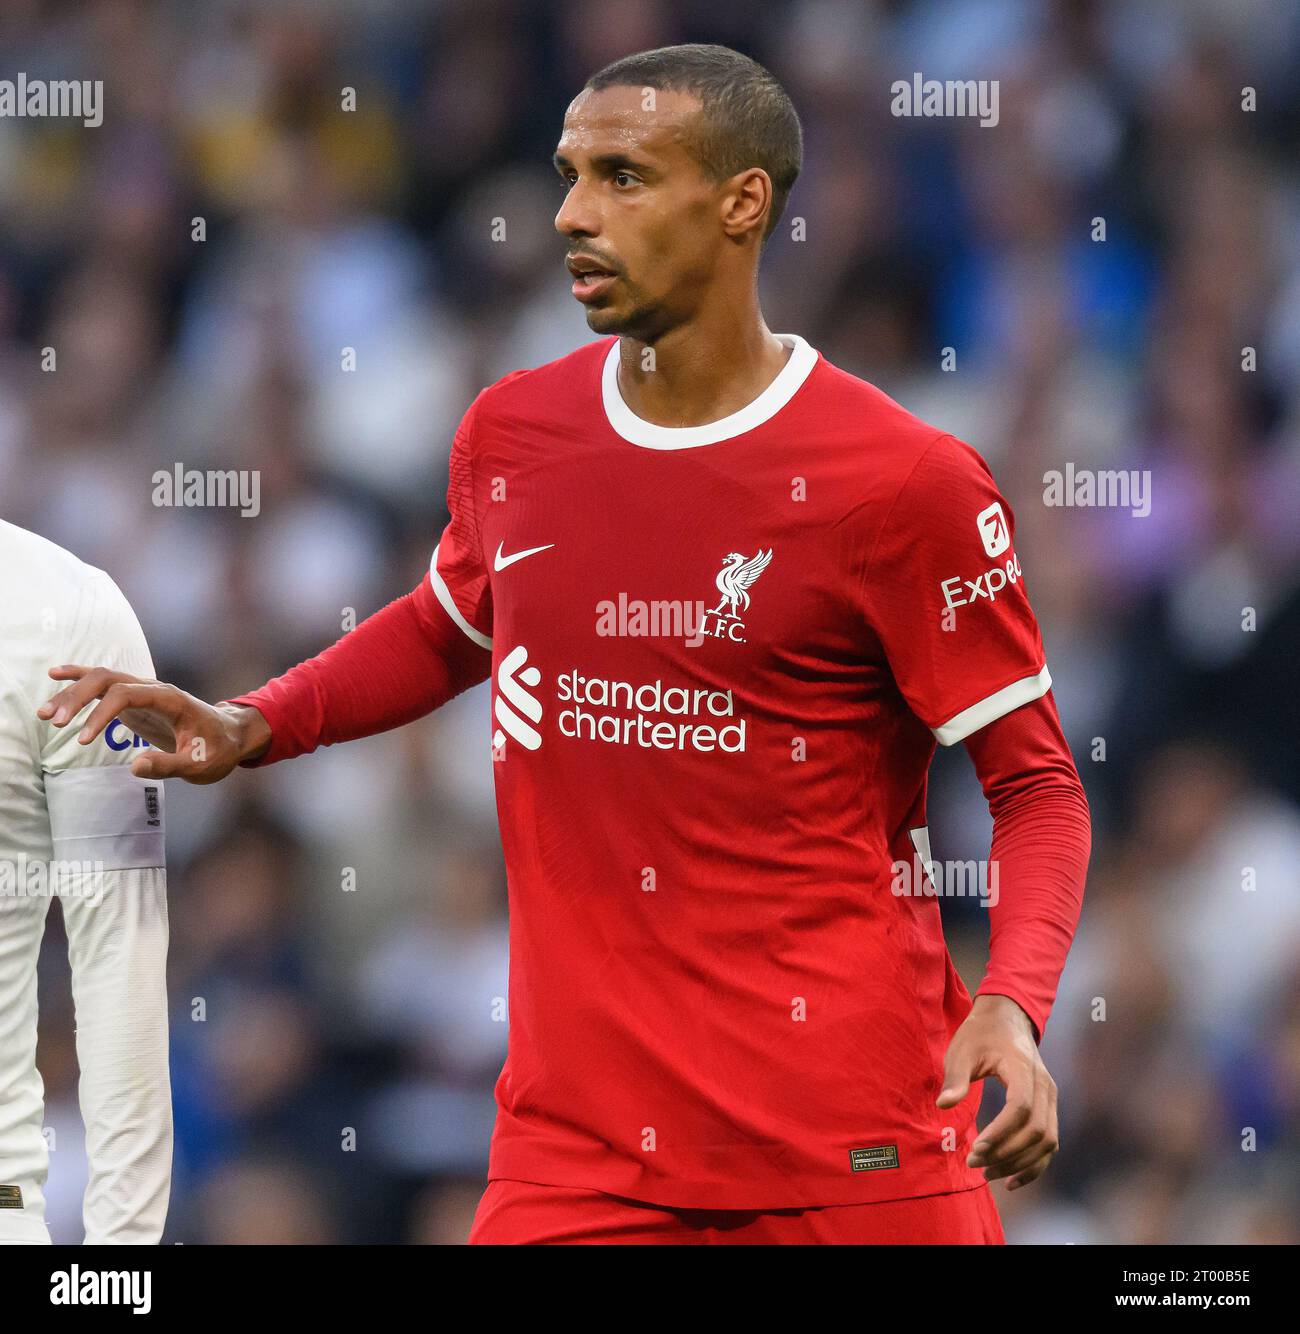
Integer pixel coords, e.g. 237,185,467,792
557,670,745,753
493,645,748,756
494,645,543,752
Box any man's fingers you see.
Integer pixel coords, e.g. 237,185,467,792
974,1120,1037,1169
982,1131,1058,1182
132,735,231,785
1006,1154,1056,1191
988,1147,1056,1185
971,1066,1053,1166
967,1062,1037,1164
115,707,179,752
131,746,204,782
936,1079,970,1110
38,668,103,722
936,1040,978,1108
76,683,185,748
39,667,141,726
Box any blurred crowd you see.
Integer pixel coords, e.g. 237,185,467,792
2,0,1298,1244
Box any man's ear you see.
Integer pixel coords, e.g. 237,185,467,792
720,167,773,242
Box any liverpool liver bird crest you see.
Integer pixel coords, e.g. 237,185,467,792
711,549,773,617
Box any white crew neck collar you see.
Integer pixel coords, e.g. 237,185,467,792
601,333,818,450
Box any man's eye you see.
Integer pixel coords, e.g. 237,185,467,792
613,171,637,188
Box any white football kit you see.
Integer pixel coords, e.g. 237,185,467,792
0,520,171,1244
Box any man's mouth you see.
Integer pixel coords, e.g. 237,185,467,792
567,255,619,302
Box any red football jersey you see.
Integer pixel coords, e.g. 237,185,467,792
432,335,1051,1209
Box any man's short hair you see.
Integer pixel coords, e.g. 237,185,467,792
586,43,802,240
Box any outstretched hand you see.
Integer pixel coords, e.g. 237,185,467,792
38,665,268,784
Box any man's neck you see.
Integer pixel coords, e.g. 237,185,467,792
616,308,790,430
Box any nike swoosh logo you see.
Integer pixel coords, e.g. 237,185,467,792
494,541,555,572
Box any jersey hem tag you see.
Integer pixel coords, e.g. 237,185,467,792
849,1145,900,1172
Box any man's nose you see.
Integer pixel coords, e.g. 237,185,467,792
555,179,599,239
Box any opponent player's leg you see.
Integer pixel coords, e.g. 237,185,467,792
0,894,54,1244
469,1179,701,1245
62,871,172,1243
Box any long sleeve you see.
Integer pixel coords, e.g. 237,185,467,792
225,573,491,767
963,692,1091,1039
38,565,172,1244
61,869,170,1244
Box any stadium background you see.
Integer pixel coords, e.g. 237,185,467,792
2,0,1298,1244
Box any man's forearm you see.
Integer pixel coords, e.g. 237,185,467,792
224,574,490,767
963,693,1092,1039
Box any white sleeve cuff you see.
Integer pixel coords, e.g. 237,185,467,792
44,766,166,869
932,665,1052,746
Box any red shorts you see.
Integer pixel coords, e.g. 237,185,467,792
469,1179,1004,1245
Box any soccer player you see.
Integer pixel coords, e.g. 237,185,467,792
1,520,171,1244
41,45,1090,1244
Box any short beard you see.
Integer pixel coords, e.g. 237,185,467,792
584,295,669,343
